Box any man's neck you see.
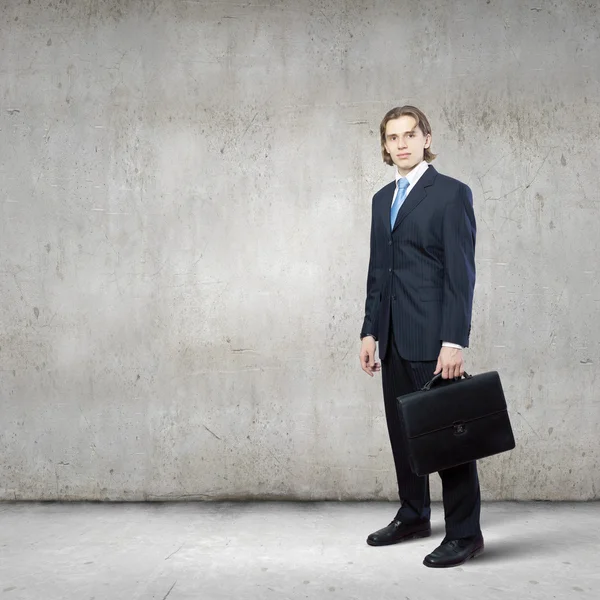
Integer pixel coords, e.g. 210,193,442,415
396,160,428,180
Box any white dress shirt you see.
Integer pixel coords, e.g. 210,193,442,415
393,161,463,351
393,159,430,202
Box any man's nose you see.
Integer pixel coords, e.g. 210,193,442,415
397,137,407,149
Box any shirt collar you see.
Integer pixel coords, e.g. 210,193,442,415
395,160,429,186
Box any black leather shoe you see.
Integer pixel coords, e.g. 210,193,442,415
423,534,484,568
367,519,431,546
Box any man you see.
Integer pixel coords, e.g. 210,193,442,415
359,105,482,568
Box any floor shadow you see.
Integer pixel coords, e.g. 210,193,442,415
474,533,579,564
479,502,538,528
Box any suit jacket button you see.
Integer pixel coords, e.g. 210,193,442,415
391,295,396,300
388,268,392,272
388,240,392,246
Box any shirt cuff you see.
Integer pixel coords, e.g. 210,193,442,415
361,333,377,341
442,341,463,349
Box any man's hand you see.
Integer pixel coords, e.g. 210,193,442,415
360,336,381,377
434,346,464,379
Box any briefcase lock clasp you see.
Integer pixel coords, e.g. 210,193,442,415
453,421,467,435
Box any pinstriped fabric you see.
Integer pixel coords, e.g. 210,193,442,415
364,165,481,540
381,334,433,523
361,166,476,363
439,460,481,540
382,330,481,538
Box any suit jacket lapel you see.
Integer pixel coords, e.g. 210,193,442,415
392,165,437,232
379,181,396,237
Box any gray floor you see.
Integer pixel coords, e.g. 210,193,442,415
0,502,598,599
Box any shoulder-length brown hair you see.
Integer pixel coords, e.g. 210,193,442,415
380,105,437,165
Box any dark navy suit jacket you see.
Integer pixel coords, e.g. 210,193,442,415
361,165,476,362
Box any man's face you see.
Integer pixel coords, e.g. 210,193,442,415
384,116,431,175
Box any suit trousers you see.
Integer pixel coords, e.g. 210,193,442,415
381,328,482,540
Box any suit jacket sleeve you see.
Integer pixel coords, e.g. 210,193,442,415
361,197,381,339
440,183,476,347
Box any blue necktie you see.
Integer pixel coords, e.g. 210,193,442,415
390,177,410,228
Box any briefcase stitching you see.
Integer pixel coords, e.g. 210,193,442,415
405,408,511,440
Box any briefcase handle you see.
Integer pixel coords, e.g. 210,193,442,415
421,372,473,391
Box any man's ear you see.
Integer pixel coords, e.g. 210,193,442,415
424,134,432,149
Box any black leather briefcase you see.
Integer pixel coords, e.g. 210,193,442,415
396,371,515,476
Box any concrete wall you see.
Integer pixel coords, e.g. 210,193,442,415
1,0,599,501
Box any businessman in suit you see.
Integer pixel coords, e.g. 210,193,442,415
359,105,483,568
